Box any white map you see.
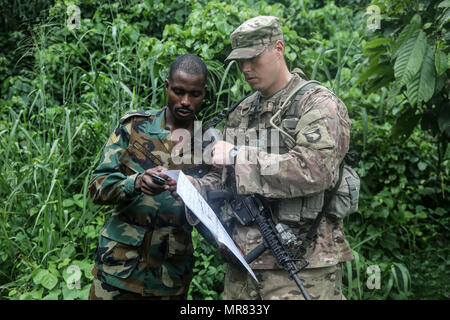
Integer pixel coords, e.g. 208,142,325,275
165,170,257,282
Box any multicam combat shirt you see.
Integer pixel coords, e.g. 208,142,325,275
194,72,355,269
89,107,205,296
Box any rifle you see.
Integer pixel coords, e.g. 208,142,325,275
207,190,312,300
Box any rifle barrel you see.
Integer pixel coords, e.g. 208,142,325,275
292,273,312,300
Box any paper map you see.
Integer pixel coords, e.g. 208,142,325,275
165,170,257,282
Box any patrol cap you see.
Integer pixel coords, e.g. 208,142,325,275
225,16,283,63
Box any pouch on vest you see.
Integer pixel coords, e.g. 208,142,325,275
327,165,360,219
276,197,303,224
275,192,325,223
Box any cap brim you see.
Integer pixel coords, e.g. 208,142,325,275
224,46,266,63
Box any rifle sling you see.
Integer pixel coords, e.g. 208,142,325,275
296,161,345,258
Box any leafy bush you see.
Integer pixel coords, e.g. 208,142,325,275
0,0,448,300
188,229,226,300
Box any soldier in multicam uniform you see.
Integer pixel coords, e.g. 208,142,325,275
88,54,211,300
188,16,359,300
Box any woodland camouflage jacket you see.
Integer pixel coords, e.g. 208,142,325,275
89,107,206,296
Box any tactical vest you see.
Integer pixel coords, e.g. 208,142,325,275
226,74,359,223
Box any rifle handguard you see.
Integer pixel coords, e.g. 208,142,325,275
242,195,311,300
206,189,233,203
244,243,267,264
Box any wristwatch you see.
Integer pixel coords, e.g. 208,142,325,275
229,146,240,165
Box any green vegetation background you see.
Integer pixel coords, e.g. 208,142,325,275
0,0,448,300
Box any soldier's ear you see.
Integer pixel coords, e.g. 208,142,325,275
165,79,170,91
274,40,285,56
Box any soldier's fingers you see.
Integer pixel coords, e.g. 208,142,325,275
141,174,165,190
166,177,177,184
140,185,160,195
163,183,176,194
144,166,167,175
153,166,168,173
158,173,170,181
212,160,226,168
144,168,170,182
170,190,181,201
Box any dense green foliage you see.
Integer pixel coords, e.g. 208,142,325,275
0,0,448,300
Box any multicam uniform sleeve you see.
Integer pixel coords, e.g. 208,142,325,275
89,121,140,204
234,87,351,198
190,165,223,197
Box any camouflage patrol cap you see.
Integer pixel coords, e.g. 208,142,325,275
225,16,283,63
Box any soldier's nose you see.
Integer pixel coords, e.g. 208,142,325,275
180,94,190,107
240,60,252,73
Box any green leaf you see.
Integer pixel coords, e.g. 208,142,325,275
62,199,74,207
437,106,450,134
41,272,58,290
438,0,450,7
73,259,94,280
406,44,436,105
391,107,421,138
32,269,47,285
62,283,85,300
435,48,447,75
58,258,71,269
356,63,393,84
60,244,76,260
417,45,436,102
63,265,82,287
393,263,411,293
418,162,427,171
19,288,44,300
33,269,58,290
43,290,61,300
361,107,368,151
392,15,421,58
439,8,450,27
394,30,427,85
380,233,400,251
364,37,391,49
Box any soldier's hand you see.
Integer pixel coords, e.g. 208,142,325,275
135,166,172,196
165,178,180,201
211,141,235,168
166,175,197,201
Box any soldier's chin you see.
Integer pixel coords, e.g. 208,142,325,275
247,81,261,91
175,109,194,120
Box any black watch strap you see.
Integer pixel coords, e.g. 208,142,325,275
229,146,239,164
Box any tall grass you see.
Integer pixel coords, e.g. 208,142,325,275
2,0,440,300
343,250,413,300
0,21,126,298
0,11,246,299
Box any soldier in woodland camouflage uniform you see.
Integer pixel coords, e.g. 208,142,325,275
189,16,359,300
88,54,210,300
